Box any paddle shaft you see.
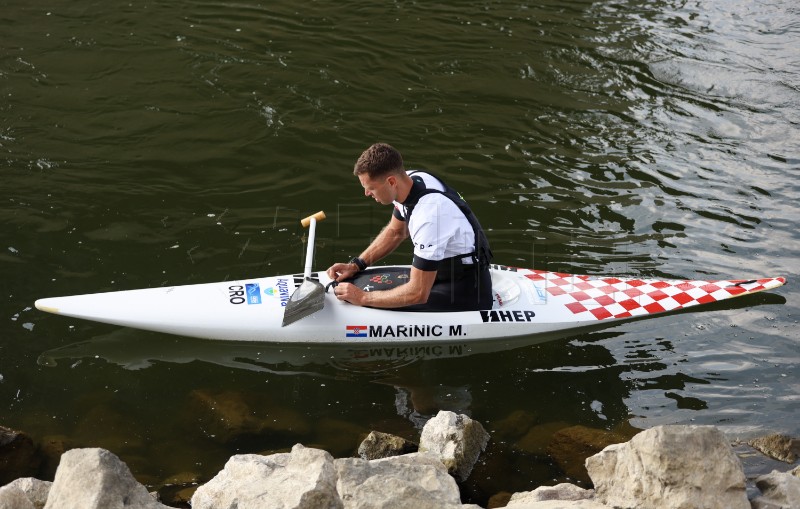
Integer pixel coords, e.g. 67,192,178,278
303,217,317,279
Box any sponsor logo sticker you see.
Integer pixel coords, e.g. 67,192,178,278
246,283,262,305
264,278,292,307
480,310,536,323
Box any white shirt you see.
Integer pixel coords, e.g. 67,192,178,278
393,171,476,267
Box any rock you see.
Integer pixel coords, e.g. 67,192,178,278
507,483,594,504
586,425,749,509
73,405,143,454
0,425,41,485
0,485,36,509
486,491,513,508
748,434,800,463
37,436,70,481
334,452,478,509
792,465,799,478
546,425,629,484
43,448,169,509
515,421,572,456
191,444,341,509
189,389,310,443
419,411,490,482
504,500,607,508
358,431,418,460
313,418,367,458
491,410,538,441
3,478,51,509
751,470,800,509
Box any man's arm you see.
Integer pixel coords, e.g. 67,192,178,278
333,266,437,308
327,215,408,282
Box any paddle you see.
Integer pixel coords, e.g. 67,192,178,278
282,211,327,326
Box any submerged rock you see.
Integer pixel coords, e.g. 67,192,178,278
586,425,749,509
419,411,489,482
189,389,311,444
0,426,40,485
546,425,629,485
490,410,538,441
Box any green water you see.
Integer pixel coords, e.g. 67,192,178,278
2,0,799,503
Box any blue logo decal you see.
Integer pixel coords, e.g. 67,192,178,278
246,283,262,305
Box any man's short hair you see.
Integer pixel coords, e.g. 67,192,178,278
353,143,404,178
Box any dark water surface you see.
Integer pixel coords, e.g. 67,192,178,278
3,0,799,502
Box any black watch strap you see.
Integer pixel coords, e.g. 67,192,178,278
349,256,368,272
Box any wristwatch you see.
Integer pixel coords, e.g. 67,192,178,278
349,256,368,272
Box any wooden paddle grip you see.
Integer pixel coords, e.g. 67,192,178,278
300,211,326,228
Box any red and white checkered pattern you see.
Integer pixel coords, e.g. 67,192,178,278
525,270,785,321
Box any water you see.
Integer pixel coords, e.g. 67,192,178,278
2,0,799,502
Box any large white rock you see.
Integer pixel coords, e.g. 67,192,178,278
419,411,489,481
191,444,342,509
334,452,478,509
586,425,749,509
751,469,800,509
43,448,169,509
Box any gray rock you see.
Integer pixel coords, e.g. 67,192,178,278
0,485,36,509
43,448,169,509
191,444,342,509
334,452,476,509
586,425,749,509
419,411,489,482
751,470,800,509
357,431,418,460
3,478,51,509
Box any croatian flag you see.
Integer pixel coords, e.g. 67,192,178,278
346,325,368,338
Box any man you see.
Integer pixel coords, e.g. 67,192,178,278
327,143,493,311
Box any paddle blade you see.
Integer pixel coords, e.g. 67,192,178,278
281,278,326,326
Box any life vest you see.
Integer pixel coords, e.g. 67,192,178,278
402,170,493,279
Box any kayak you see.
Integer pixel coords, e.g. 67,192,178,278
34,264,785,344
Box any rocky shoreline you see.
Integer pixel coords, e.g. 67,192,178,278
2,412,799,508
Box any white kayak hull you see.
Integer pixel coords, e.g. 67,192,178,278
34,265,786,344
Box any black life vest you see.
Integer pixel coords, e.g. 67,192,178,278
402,170,493,278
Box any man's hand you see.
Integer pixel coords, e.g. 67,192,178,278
332,282,365,305
326,262,360,282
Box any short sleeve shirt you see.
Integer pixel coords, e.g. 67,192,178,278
392,171,477,271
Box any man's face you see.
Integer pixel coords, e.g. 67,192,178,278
358,173,396,205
